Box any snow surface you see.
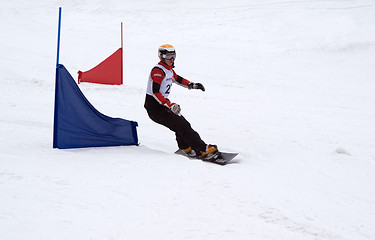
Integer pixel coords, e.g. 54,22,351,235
1,0,375,239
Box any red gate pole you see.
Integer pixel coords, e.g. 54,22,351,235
121,22,123,84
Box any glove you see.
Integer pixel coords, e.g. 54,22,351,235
188,82,205,91
165,102,181,115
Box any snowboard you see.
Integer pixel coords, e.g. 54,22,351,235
174,149,238,165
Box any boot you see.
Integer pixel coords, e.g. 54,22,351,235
199,144,219,160
181,146,197,157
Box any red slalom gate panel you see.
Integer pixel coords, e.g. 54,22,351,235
78,48,123,85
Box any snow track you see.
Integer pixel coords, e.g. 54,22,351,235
1,0,375,239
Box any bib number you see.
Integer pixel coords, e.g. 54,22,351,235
165,84,171,94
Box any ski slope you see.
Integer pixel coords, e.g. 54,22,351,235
1,0,375,239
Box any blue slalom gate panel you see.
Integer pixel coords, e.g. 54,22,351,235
53,64,138,149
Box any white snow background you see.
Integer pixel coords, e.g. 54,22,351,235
1,0,375,239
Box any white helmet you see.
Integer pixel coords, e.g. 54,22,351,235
158,44,176,60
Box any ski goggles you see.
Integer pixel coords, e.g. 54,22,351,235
161,52,176,60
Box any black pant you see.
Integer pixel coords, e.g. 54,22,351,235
145,95,206,152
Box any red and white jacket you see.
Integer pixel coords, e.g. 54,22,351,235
146,61,190,108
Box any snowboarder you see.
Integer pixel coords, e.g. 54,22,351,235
144,44,218,160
